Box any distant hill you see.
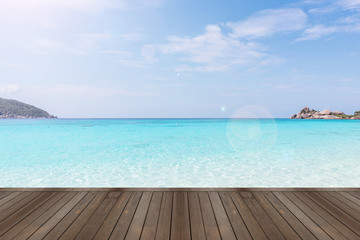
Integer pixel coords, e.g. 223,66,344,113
0,98,56,119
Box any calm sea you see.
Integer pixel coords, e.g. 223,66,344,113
1,118,359,187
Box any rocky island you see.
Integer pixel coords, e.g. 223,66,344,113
0,97,56,119
291,107,360,119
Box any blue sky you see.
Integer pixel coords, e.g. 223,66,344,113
0,0,359,118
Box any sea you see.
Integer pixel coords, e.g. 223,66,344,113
1,118,359,187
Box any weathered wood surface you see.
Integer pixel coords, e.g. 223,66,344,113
0,188,359,239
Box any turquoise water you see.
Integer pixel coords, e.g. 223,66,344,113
0,119,359,187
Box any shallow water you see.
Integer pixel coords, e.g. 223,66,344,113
0,118,359,187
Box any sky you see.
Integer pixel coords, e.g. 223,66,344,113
0,0,359,118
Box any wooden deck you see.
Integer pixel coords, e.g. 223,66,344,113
0,189,360,239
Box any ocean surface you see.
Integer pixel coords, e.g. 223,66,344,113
0,118,359,187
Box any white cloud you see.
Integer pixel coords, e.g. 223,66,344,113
296,25,339,41
337,0,360,10
99,50,132,58
227,8,307,39
27,32,155,69
158,24,277,72
27,84,156,97
308,6,337,14
29,32,140,56
77,33,113,52
0,0,165,31
309,0,360,13
296,13,360,41
0,0,164,14
0,84,20,94
0,62,28,69
274,83,301,92
138,0,166,8
339,14,360,24
30,39,86,55
302,0,327,4
0,0,117,16
115,53,158,68
155,8,308,72
120,32,144,41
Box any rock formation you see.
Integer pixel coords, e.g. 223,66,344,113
290,107,360,120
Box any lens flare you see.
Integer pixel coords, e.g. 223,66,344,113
226,105,278,155
141,44,156,59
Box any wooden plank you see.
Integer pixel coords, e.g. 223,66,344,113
59,192,108,240
273,192,332,240
263,192,316,240
253,192,300,240
324,192,360,216
0,192,11,202
171,192,191,240
28,192,87,240
75,192,121,240
1,187,360,192
43,192,97,240
229,191,267,240
0,192,55,236
349,191,360,200
188,192,206,240
198,191,221,240
284,192,346,240
0,192,32,214
305,192,360,236
293,192,359,240
240,192,285,240
140,192,163,240
94,192,131,240
154,192,173,240
11,192,76,240
0,192,69,239
339,192,360,207
0,192,38,222
109,192,143,240
306,192,360,236
320,192,360,221
218,192,252,240
125,192,153,240
0,192,21,208
2,189,360,240
209,192,236,240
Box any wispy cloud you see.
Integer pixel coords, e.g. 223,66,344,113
30,39,86,55
29,31,142,56
156,8,306,72
298,0,360,41
116,58,157,69
0,0,165,13
336,0,360,10
309,0,360,13
0,84,20,94
227,8,307,39
28,39,85,55
296,25,339,41
27,83,157,97
274,83,302,92
77,33,113,51
28,31,157,69
296,15,360,41
158,24,282,72
120,31,144,41
0,61,28,69
302,0,327,4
